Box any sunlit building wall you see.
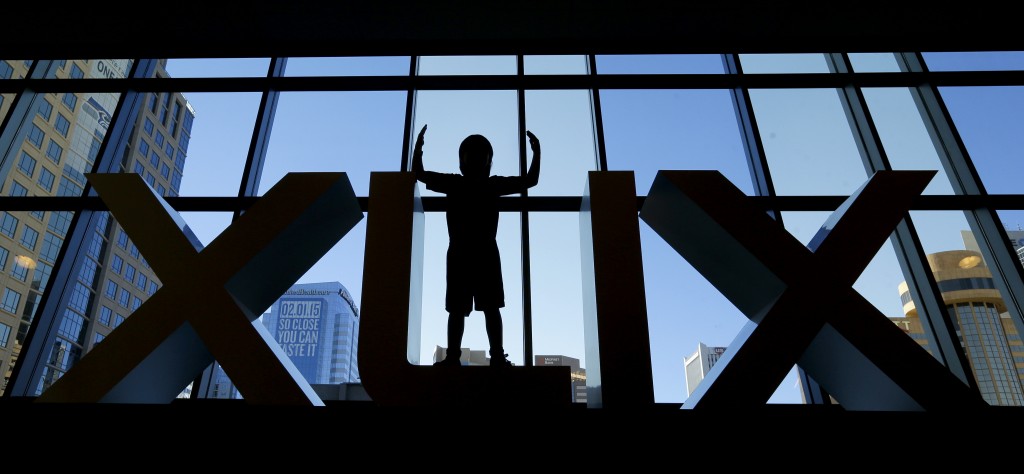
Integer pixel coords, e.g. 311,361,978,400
898,250,1024,406
683,342,726,397
0,59,194,394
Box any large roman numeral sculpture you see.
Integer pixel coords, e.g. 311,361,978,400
640,170,985,410
37,172,363,405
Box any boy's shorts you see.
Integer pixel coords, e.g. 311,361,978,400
445,244,505,315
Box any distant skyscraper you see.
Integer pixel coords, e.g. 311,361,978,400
0,59,194,394
684,342,726,397
535,355,587,403
207,282,360,399
962,229,1024,263
262,282,361,385
897,249,1024,406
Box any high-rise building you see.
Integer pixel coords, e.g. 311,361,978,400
261,282,361,385
0,59,193,394
683,342,727,397
206,282,361,399
535,355,586,403
962,229,1024,263
896,249,1024,406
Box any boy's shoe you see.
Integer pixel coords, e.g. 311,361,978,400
433,356,461,367
490,353,513,368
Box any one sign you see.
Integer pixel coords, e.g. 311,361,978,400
275,297,325,382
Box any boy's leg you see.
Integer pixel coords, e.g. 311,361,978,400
435,311,467,366
483,309,511,367
448,311,466,353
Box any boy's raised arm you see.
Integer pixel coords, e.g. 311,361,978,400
525,130,541,188
412,124,428,180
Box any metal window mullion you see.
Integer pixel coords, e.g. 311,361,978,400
587,55,608,172
195,58,289,399
400,56,419,172
6,59,158,397
235,57,288,206
827,52,975,387
517,54,533,367
723,54,780,210
899,51,1024,357
724,53,837,404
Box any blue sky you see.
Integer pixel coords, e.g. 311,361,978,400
163,53,1024,405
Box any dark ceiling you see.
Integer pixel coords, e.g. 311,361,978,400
5,2,1019,58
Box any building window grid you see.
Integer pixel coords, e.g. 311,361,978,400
0,212,19,238
25,124,44,149
118,288,130,308
0,53,1022,405
37,99,53,121
18,152,37,177
0,322,10,348
1,288,21,314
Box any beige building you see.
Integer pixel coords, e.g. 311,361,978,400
0,59,193,394
895,249,1024,406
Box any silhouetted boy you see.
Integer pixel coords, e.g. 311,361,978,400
412,124,541,367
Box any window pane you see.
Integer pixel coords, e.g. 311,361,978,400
938,86,1024,195
526,90,597,196
750,88,867,195
260,92,406,196
413,90,520,196
420,213,524,365
285,57,409,76
739,53,830,73
849,53,901,72
418,56,516,76
924,51,1024,71
529,213,584,382
596,54,724,74
524,55,587,75
414,58,523,364
862,87,955,195
602,89,751,195
161,58,271,77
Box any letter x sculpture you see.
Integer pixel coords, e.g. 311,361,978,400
640,170,986,410
37,172,363,405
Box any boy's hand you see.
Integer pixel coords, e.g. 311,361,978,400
414,124,428,157
526,130,540,154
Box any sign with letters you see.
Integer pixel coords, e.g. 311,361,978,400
275,297,324,380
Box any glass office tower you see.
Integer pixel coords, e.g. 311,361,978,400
0,59,193,394
262,282,360,385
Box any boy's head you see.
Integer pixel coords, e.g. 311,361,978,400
459,134,493,178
